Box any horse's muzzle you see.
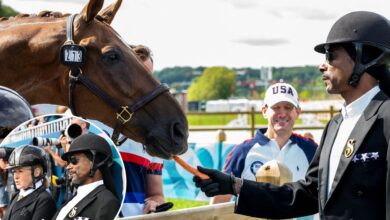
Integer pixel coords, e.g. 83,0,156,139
145,119,188,159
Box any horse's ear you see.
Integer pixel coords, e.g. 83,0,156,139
80,0,104,23
97,0,122,24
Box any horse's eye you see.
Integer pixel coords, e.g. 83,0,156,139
103,50,120,64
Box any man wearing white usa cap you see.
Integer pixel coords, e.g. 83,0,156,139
264,82,299,108
211,82,317,220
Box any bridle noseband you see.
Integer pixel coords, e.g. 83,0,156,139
60,14,169,145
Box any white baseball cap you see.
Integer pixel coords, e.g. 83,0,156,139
264,83,299,108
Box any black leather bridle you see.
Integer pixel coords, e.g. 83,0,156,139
60,14,169,145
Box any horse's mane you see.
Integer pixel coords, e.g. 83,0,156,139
0,11,70,22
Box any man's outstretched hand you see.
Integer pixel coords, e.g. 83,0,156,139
192,166,236,197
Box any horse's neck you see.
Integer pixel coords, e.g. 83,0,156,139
0,18,68,105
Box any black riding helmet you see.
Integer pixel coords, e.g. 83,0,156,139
62,133,113,177
7,145,47,172
0,86,34,139
314,11,390,87
7,145,47,188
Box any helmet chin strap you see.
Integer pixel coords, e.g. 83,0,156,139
88,151,112,177
349,42,389,87
31,166,44,189
349,43,365,87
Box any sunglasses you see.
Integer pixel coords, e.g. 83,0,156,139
66,155,79,165
325,49,336,63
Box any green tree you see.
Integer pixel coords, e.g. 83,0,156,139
187,67,236,101
299,90,310,101
0,1,18,17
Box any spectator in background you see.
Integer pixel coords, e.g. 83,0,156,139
210,82,317,220
70,117,90,135
0,151,10,218
45,116,89,168
56,105,68,114
44,135,69,168
115,45,167,216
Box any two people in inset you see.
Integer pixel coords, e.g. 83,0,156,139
3,133,120,220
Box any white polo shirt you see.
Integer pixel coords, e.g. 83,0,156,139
224,129,317,182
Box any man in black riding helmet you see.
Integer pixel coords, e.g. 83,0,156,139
192,11,390,220
0,86,34,218
3,145,56,220
52,133,120,220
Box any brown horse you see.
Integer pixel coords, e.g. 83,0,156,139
0,0,188,159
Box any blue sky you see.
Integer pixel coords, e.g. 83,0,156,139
3,0,390,70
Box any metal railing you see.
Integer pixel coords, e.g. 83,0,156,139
2,117,72,145
187,106,338,137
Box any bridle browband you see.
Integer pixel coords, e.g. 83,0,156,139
61,14,169,145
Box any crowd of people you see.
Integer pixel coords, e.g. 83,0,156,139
0,9,388,220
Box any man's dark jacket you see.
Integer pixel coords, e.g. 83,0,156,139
52,185,120,220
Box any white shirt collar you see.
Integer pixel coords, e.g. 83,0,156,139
19,180,43,197
341,86,380,119
76,180,104,196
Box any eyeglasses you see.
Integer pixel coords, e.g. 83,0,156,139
325,49,336,63
66,155,79,165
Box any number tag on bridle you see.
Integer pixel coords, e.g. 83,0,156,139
60,44,86,68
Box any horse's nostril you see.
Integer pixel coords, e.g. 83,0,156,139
171,121,188,153
172,121,186,141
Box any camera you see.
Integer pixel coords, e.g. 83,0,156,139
0,147,14,160
64,123,82,140
55,176,66,186
32,137,61,146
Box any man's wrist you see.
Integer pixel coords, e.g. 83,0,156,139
233,177,243,195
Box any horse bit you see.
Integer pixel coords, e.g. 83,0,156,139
60,14,169,145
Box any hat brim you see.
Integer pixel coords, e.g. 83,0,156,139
61,152,71,161
314,40,356,54
61,150,86,161
267,99,299,108
314,43,327,53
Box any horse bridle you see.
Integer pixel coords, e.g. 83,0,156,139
60,14,169,145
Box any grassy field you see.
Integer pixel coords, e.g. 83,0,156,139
187,114,238,126
187,114,268,126
187,114,303,126
166,198,208,211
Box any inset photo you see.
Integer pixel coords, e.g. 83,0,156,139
0,114,125,220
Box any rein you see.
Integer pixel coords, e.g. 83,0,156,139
60,14,169,145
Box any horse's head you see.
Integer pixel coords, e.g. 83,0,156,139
0,0,188,159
